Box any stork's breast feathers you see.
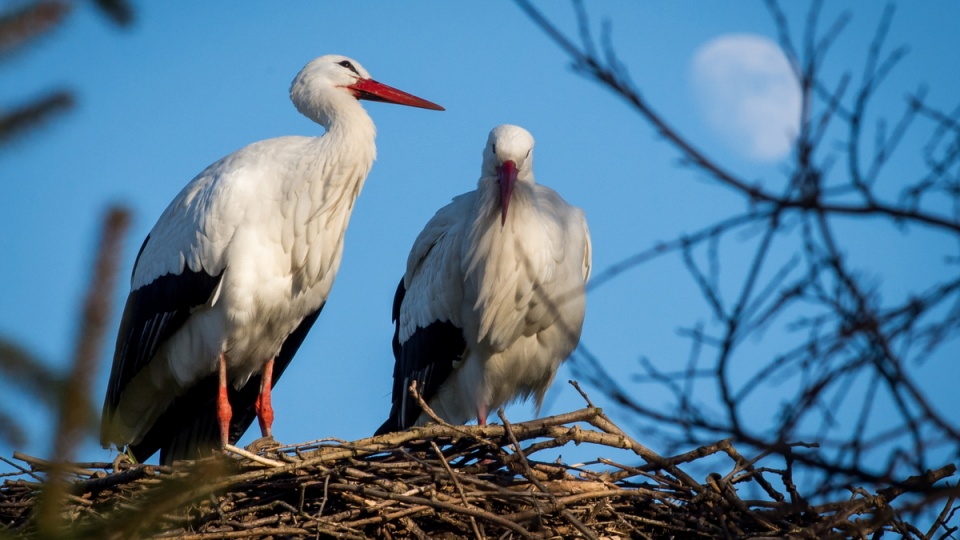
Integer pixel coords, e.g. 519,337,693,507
468,187,582,350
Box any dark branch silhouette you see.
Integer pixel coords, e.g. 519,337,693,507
516,0,960,529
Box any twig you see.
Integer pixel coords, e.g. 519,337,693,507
499,409,599,540
224,444,284,468
431,440,483,540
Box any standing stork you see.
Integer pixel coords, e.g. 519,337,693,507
376,124,591,434
101,54,443,464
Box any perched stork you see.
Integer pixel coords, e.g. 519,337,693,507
101,54,443,464
376,124,591,434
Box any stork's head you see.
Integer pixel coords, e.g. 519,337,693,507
290,54,443,126
481,124,535,226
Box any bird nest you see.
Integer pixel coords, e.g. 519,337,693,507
0,404,954,539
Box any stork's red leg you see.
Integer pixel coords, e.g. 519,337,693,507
217,352,232,447
255,358,275,437
476,405,491,465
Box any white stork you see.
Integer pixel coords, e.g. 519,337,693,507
376,124,591,434
101,54,443,464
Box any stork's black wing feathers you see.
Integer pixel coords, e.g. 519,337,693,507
133,305,324,465
101,234,223,443
376,278,465,435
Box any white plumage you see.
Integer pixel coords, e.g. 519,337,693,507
377,124,591,434
101,54,442,464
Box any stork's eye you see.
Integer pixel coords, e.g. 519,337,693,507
338,60,359,75
491,144,497,153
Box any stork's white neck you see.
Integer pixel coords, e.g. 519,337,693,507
305,102,377,215
323,100,378,167
254,102,378,304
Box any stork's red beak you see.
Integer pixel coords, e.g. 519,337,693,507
498,160,518,226
348,78,444,111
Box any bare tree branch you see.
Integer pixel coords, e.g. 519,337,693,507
517,1,960,525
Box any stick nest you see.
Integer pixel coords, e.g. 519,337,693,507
0,407,954,539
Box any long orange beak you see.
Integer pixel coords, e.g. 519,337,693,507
498,160,517,226
348,78,444,111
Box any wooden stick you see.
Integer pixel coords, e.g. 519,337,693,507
224,444,284,468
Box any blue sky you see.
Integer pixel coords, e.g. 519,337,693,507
2,2,958,466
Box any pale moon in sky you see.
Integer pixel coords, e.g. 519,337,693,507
691,34,801,162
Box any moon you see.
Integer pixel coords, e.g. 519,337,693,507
690,34,801,162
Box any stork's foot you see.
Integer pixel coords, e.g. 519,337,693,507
113,449,136,471
245,435,281,454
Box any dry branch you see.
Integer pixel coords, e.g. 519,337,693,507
514,2,960,520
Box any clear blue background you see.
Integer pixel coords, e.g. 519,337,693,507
2,2,958,467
